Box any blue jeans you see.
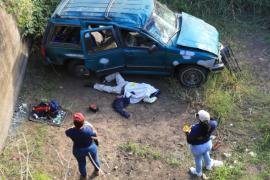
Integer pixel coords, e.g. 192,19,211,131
73,143,100,177
190,140,212,174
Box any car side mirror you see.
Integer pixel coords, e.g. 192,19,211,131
149,44,158,53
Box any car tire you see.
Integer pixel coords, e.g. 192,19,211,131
177,65,208,88
67,60,90,78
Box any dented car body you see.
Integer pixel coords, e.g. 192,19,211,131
41,0,225,87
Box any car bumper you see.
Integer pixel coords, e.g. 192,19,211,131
211,63,224,72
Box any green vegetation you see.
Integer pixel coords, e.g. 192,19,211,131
32,173,52,180
119,142,192,168
0,124,49,179
120,142,162,160
2,0,60,39
160,0,270,21
165,1,270,178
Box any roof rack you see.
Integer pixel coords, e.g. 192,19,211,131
104,0,116,20
52,0,71,18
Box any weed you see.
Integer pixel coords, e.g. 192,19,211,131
165,154,182,167
0,124,48,178
209,163,244,180
32,172,52,180
120,142,193,168
120,142,162,160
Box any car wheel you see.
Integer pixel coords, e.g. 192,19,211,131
177,66,208,88
67,61,90,78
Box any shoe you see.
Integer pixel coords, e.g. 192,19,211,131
143,96,157,103
90,170,100,178
94,170,100,176
206,159,223,170
189,167,202,177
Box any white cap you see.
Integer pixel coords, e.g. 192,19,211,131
197,110,210,122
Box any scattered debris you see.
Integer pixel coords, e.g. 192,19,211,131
210,135,216,140
10,101,29,133
29,100,67,126
212,142,221,151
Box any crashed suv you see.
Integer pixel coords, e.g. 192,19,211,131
41,0,225,87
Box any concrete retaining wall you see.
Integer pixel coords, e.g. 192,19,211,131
0,8,28,150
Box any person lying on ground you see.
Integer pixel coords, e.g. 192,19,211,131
65,113,100,179
86,72,160,104
185,110,223,177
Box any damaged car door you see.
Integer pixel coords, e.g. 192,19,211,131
81,26,125,76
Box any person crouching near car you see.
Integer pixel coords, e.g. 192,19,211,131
185,110,223,177
65,112,100,179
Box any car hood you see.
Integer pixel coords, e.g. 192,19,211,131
176,12,219,55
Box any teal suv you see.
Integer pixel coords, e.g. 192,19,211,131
41,0,225,87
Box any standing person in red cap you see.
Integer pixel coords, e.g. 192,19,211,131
65,112,100,179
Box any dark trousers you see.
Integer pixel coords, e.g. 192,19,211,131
73,143,100,177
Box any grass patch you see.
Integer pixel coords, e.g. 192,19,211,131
0,123,48,179
119,142,162,160
119,142,191,168
165,154,182,167
32,173,52,180
209,163,244,180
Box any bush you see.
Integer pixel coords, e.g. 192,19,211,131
3,0,60,39
160,0,270,20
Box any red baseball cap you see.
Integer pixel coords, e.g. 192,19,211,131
73,112,85,122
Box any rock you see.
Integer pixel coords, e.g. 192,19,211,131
128,152,133,155
230,123,233,127
177,142,184,147
113,166,118,171
202,173,209,180
223,152,232,158
22,103,27,109
248,151,256,157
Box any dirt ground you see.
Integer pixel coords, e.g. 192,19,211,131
18,54,198,179
5,28,270,180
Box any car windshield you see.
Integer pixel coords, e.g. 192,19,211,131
144,1,178,44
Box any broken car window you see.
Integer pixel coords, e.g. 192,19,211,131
144,1,177,44
51,26,81,44
87,29,117,52
120,29,155,48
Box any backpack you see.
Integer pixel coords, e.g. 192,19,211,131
49,100,60,118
